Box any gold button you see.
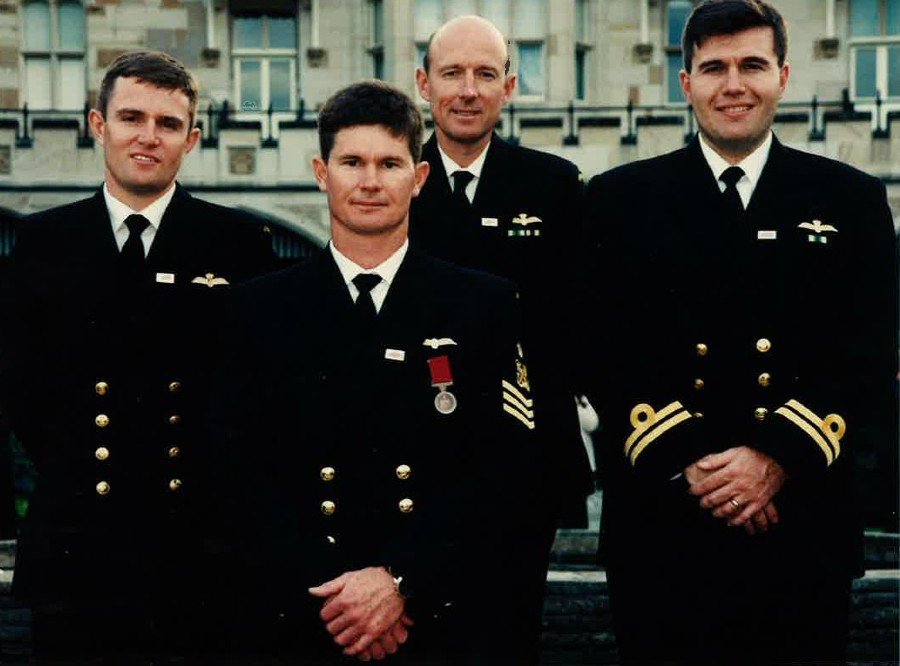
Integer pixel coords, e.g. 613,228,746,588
754,407,768,421
692,412,704,419
168,478,183,491
95,447,110,461
95,414,109,428
398,498,414,513
96,481,110,496
95,381,109,396
396,464,411,480
695,343,708,356
320,466,335,481
693,378,705,390
756,338,771,353
326,535,336,544
168,380,182,393
758,372,771,387
168,414,181,426
167,446,181,459
321,500,336,515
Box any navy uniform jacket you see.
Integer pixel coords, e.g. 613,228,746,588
410,132,593,522
0,185,277,608
212,248,538,661
582,136,898,579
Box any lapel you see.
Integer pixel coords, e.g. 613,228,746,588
79,189,121,267
145,184,194,274
471,132,509,211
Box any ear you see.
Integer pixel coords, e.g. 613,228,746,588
778,61,790,97
88,108,106,145
312,155,328,192
184,126,201,154
415,67,431,102
503,73,516,102
412,160,430,197
679,69,692,105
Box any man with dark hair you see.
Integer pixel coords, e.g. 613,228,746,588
213,79,536,665
411,16,594,663
581,1,897,664
0,49,276,660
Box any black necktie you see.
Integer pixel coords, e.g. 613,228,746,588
719,166,745,220
120,214,150,276
352,273,382,324
452,170,474,205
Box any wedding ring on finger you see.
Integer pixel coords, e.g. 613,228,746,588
729,498,741,510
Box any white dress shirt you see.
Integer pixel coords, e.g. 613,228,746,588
329,239,409,313
437,142,489,204
104,182,177,257
698,131,773,210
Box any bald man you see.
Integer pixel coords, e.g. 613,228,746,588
410,15,594,665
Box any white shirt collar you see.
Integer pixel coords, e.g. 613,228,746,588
698,131,772,207
103,182,177,233
329,238,409,312
437,141,489,186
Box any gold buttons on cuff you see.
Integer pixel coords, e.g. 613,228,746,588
754,407,769,421
168,478,183,491
758,373,772,387
321,500,336,515
95,447,110,461
95,414,109,428
96,481,110,496
320,467,335,482
396,464,411,480
398,498,414,513
168,415,181,426
693,378,705,390
168,380,182,393
95,381,109,396
756,338,771,353
167,446,181,459
326,535,337,545
692,412,704,419
695,343,708,357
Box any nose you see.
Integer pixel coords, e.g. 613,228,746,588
137,121,161,145
359,164,381,190
459,71,477,99
723,65,745,94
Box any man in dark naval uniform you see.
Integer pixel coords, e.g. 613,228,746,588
581,1,898,664
213,80,537,665
0,50,276,660
410,15,594,661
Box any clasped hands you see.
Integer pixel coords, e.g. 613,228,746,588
684,446,787,535
309,566,413,661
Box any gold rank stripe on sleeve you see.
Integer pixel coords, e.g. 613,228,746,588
774,399,846,466
502,379,535,430
624,401,693,466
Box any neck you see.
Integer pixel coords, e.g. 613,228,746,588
437,131,491,168
331,224,407,270
106,177,173,211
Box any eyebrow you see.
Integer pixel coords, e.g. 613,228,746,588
697,55,772,70
115,108,186,126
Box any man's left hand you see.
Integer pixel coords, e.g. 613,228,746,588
309,566,406,657
686,446,787,527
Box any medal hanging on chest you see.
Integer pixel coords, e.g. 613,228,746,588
427,354,457,415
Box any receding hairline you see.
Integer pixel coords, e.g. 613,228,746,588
425,15,509,71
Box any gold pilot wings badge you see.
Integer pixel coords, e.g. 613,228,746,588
508,213,542,238
422,337,457,349
191,273,230,287
798,219,838,244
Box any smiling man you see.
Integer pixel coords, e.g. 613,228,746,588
0,50,276,661
580,1,898,664
411,16,594,663
213,80,536,665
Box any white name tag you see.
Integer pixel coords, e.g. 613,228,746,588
155,272,175,284
384,348,406,362
757,230,777,240
481,217,499,227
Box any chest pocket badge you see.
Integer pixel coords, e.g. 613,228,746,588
797,219,837,244
508,213,542,238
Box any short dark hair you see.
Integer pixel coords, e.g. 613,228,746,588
97,50,199,127
317,80,424,163
682,0,787,72
422,31,511,75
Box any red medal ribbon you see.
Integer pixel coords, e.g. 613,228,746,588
427,355,453,387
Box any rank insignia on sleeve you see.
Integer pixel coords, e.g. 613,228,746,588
516,359,530,391
191,273,229,287
502,342,535,429
798,219,838,244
